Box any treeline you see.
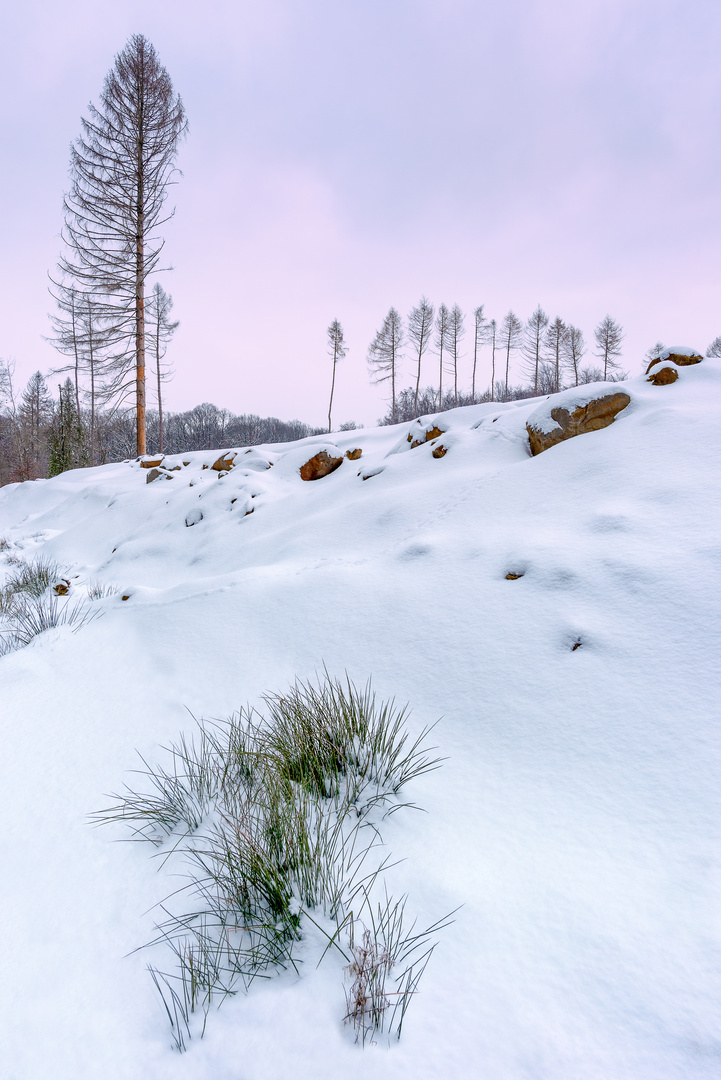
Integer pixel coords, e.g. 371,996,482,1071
359,302,629,426
0,364,324,487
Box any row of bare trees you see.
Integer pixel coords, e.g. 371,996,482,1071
362,301,626,423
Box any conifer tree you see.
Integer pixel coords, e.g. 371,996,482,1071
446,305,465,407
326,320,347,433
499,311,523,396
407,297,434,418
594,315,624,380
367,308,403,425
472,305,487,404
522,305,549,396
57,34,186,457
434,304,451,408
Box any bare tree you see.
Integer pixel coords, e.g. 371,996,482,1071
407,297,434,418
434,303,451,408
445,305,465,407
326,319,347,433
563,324,586,387
545,316,567,393
488,318,498,401
594,315,624,380
367,307,403,425
500,311,523,395
57,34,186,457
472,305,487,404
521,305,549,396
645,341,665,367
17,372,55,480
147,283,178,453
706,336,721,358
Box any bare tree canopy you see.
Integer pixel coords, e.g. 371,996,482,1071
522,305,549,396
367,308,403,425
499,311,523,394
563,324,586,387
407,297,434,419
147,283,178,454
472,305,487,404
326,320,348,433
434,303,451,408
446,305,465,407
594,315,624,380
56,34,187,456
545,316,568,394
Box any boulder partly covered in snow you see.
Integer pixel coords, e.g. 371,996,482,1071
645,346,703,374
299,449,343,481
526,385,631,456
646,362,679,385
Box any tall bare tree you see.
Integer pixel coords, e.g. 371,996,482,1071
326,319,347,433
500,311,523,395
367,308,403,425
434,303,451,407
706,336,721,358
57,34,186,456
594,315,624,380
544,316,567,393
488,318,498,401
472,305,487,404
563,324,586,387
522,305,549,396
446,305,465,407
147,283,178,453
407,297,434,418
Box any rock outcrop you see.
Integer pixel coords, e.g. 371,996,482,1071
644,346,702,374
527,391,631,456
408,424,445,448
647,364,679,385
299,450,343,481
211,452,237,472
345,448,362,460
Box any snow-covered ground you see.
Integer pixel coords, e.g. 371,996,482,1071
2,362,720,1079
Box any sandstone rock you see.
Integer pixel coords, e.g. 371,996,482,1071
527,391,631,456
140,457,163,468
53,580,70,595
644,346,702,374
410,424,445,448
647,364,679,385
299,450,343,481
505,572,524,580
432,444,447,458
211,452,237,472
345,448,362,460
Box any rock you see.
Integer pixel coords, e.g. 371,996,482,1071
211,452,237,472
432,444,447,458
527,391,631,456
145,468,162,483
140,457,163,468
299,450,343,481
505,572,524,580
647,364,679,385
185,509,203,527
645,346,702,374
53,580,70,595
121,594,130,601
410,424,445,449
345,448,362,460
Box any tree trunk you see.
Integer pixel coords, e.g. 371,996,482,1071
328,353,337,433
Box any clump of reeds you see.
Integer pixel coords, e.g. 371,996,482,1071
94,672,449,1051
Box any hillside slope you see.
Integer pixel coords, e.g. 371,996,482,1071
2,363,720,1080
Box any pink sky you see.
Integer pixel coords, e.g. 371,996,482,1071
1,0,720,428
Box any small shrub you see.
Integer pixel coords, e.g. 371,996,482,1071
0,557,94,652
95,673,449,1051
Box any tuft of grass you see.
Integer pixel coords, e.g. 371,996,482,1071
87,579,119,601
95,673,449,1051
0,557,96,652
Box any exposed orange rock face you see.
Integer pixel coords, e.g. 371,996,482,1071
140,458,163,468
645,351,702,374
211,452,237,472
299,450,343,481
647,365,679,385
527,392,631,456
432,444,447,458
409,424,446,448
345,448,362,460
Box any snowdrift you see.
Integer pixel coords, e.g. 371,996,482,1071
1,359,720,1079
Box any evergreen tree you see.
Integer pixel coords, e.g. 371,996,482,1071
49,378,87,476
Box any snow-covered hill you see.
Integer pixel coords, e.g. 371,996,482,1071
2,361,720,1080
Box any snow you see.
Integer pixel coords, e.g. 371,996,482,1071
2,360,721,1079
657,345,703,359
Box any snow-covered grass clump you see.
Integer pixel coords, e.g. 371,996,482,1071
96,673,447,1051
